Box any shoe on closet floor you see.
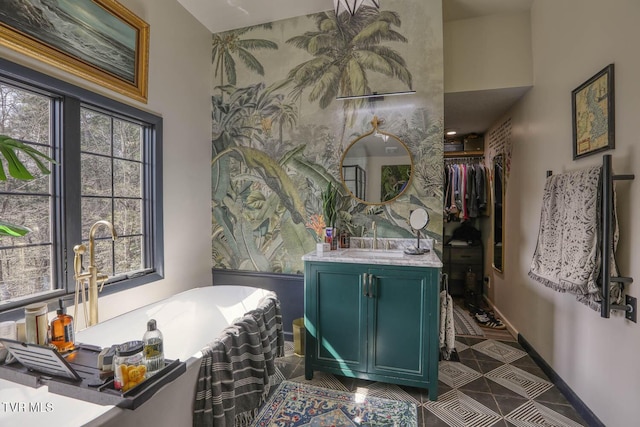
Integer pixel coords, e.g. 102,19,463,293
473,311,490,324
481,311,506,330
469,306,506,330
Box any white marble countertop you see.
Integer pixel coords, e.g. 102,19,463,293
302,247,442,268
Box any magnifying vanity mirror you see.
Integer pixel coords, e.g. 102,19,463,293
340,117,413,204
410,208,429,229
404,208,430,255
493,154,504,272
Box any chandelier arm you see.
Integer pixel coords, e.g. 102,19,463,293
334,0,380,16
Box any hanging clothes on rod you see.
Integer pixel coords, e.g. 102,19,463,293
444,158,489,222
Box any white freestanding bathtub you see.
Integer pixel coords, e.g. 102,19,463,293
0,285,273,427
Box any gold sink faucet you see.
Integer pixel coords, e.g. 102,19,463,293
73,220,117,328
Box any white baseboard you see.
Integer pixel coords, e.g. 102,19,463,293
483,296,518,337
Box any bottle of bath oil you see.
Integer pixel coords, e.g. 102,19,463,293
50,299,75,352
143,319,164,378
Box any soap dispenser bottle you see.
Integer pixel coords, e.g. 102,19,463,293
143,319,164,378
50,299,75,352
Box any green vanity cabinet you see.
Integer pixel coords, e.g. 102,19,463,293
304,260,441,400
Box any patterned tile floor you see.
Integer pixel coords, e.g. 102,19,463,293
276,334,588,427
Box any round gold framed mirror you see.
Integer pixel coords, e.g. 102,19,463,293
339,117,414,205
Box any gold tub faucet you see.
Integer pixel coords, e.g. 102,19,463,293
74,220,118,328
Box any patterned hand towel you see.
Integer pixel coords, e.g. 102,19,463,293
439,289,455,360
528,166,621,310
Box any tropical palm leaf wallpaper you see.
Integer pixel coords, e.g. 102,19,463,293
211,0,443,274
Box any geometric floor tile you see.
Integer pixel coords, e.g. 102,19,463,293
485,364,554,399
283,340,295,354
424,389,502,427
472,339,527,363
290,371,349,391
504,400,585,427
278,334,588,427
358,381,422,406
455,340,470,352
269,366,286,387
439,361,483,388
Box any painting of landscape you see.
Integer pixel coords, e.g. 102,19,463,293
0,0,136,82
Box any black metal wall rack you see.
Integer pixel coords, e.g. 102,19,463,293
600,154,635,321
546,154,635,322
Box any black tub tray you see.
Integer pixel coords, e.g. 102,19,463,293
0,339,186,410
49,358,186,409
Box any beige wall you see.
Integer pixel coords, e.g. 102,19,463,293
0,0,213,321
444,12,533,93
495,0,640,425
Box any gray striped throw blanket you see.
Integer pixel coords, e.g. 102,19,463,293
528,166,622,310
194,293,284,427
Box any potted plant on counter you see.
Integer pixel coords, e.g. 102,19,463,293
322,182,338,249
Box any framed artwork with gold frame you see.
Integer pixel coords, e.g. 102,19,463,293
572,64,615,160
0,0,149,103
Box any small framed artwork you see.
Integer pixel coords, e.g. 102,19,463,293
0,0,149,103
572,64,615,160
380,164,410,202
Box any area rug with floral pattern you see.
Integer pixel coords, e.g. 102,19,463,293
251,380,417,426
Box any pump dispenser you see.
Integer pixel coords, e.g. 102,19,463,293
143,319,164,378
50,299,74,352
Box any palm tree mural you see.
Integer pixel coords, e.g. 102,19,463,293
208,20,314,273
271,98,298,150
211,81,321,273
286,7,412,140
210,5,443,274
211,24,278,98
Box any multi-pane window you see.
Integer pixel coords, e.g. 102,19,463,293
80,108,145,278
0,84,54,302
0,59,162,314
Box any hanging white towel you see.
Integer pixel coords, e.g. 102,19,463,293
439,289,455,360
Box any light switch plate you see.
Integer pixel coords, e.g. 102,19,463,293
625,295,637,323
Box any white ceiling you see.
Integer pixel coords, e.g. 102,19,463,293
176,0,329,33
443,0,532,22
176,0,534,136
444,86,531,136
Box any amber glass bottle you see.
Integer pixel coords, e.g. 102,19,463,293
51,299,75,352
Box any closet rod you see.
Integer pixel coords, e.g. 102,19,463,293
444,156,484,163
601,154,636,321
444,151,483,158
